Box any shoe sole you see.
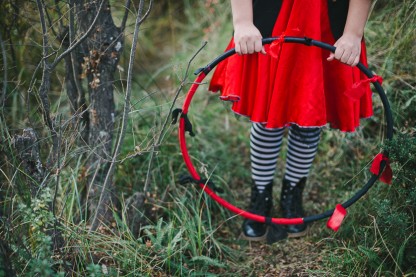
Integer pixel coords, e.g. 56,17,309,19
239,230,268,242
286,227,308,238
239,226,309,241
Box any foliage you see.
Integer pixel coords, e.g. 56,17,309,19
325,133,416,276
321,0,416,275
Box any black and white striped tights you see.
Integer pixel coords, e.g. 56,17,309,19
250,123,321,192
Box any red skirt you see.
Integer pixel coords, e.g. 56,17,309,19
209,0,373,132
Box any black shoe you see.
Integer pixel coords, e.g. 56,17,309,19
280,178,308,237
266,224,288,244
241,183,273,241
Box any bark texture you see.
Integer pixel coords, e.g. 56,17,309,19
74,0,123,224
12,128,45,197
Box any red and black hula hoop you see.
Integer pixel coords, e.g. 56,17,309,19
177,36,394,226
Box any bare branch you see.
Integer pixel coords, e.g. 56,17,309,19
143,41,207,194
0,31,7,109
42,0,58,38
68,0,85,112
120,0,151,32
35,0,54,130
35,0,60,169
54,0,64,29
90,0,150,231
50,0,105,70
26,61,42,127
51,114,63,250
138,1,152,25
52,114,62,216
120,0,132,32
159,41,207,144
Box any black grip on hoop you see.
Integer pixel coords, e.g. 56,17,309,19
179,175,224,194
172,108,195,137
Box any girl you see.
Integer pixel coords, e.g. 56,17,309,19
209,0,373,241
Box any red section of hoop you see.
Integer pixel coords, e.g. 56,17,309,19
183,73,206,114
178,72,304,225
179,72,206,179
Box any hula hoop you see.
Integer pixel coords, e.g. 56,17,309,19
177,36,394,225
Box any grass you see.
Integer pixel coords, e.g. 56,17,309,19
1,0,415,276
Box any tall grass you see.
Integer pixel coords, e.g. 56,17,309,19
320,0,416,275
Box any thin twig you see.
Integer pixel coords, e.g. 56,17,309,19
26,59,43,128
52,114,62,249
0,31,7,109
143,41,207,194
90,0,150,232
121,0,152,32
54,0,64,29
50,0,105,70
35,0,61,174
120,0,132,32
138,1,152,25
52,114,62,217
68,0,85,112
42,0,58,38
35,0,54,131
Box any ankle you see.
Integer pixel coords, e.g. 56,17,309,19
248,181,273,216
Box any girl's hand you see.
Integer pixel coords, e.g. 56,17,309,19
327,33,362,66
234,23,266,55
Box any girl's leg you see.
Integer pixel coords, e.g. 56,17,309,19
250,123,284,191
242,123,284,240
281,125,321,236
284,126,321,185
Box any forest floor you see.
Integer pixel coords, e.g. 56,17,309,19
209,182,338,276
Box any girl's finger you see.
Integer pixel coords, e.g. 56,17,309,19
352,55,360,67
340,51,352,63
240,42,248,55
334,48,345,60
247,40,255,54
254,39,263,53
346,53,357,66
235,42,241,55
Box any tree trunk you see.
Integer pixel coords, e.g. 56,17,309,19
62,39,90,143
12,128,45,198
75,0,123,225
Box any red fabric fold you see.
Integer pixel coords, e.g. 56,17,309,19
370,153,393,184
268,32,286,60
344,75,383,101
327,204,347,232
209,0,374,132
268,28,301,60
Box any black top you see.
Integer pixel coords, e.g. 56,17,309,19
253,0,282,37
252,0,349,39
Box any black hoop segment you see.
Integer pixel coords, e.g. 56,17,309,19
179,36,394,225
